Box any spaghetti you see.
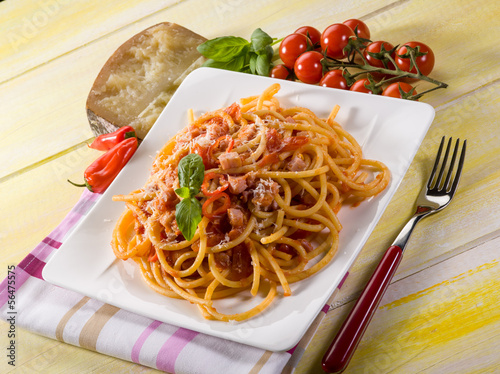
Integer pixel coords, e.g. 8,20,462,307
111,83,390,322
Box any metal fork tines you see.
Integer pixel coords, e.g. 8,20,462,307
393,136,467,251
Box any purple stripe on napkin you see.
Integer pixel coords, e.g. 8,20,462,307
321,304,330,314
287,345,297,355
338,271,349,289
156,328,199,373
131,320,162,364
42,237,62,249
18,254,46,280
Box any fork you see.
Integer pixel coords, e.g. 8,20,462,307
322,136,467,373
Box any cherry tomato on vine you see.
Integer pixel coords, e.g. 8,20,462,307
343,19,370,40
294,51,324,84
320,23,355,59
395,41,435,76
319,70,348,90
270,64,291,80
350,78,374,94
279,33,312,69
382,82,417,99
294,26,321,47
364,41,395,69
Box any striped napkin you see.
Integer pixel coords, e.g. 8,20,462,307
0,190,347,373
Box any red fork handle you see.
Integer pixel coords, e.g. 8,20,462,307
322,245,403,373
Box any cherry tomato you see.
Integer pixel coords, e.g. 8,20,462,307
395,41,435,76
350,78,374,94
343,19,370,40
382,82,417,99
294,26,321,47
279,33,312,69
320,23,355,59
270,64,291,80
364,41,395,69
294,51,324,84
319,70,348,90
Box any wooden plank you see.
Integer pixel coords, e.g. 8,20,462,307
0,0,179,83
296,233,500,373
1,0,396,84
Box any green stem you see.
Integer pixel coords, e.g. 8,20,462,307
67,179,93,192
322,47,448,98
271,37,284,46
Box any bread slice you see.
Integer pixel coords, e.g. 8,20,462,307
86,22,206,139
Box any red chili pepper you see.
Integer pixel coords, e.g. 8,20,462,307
201,172,229,196
68,137,138,193
202,192,231,220
88,126,136,151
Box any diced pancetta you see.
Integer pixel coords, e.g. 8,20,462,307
237,123,257,142
219,152,242,170
227,175,248,194
227,208,246,227
252,179,279,209
287,156,307,171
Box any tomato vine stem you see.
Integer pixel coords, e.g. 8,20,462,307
321,42,448,100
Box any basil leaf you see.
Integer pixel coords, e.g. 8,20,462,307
261,44,274,59
202,56,246,72
177,154,205,190
250,28,273,52
197,36,250,62
249,53,258,74
175,186,191,199
256,52,272,76
175,197,202,241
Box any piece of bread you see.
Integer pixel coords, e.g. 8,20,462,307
86,22,206,139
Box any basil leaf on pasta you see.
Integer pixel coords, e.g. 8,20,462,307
175,197,202,241
177,154,205,191
175,187,191,199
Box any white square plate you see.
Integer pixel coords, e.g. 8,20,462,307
43,67,435,351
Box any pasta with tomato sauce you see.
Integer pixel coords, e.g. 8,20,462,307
111,83,390,322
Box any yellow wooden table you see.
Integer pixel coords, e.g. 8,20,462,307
1,0,499,373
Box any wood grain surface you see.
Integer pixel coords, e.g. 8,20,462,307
1,0,499,373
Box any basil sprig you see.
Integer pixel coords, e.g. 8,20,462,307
197,28,277,76
174,154,205,241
